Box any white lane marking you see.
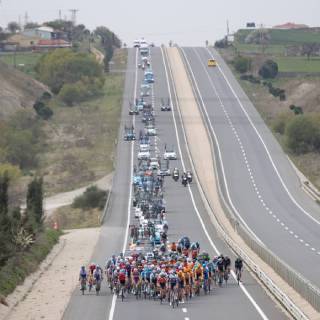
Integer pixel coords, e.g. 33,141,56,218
207,48,320,227
182,308,187,313
163,47,269,320
108,48,138,320
179,48,264,245
185,318,190,320
200,48,320,254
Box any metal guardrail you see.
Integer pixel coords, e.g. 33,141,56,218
176,46,317,319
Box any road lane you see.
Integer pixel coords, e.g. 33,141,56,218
181,46,320,289
64,47,287,320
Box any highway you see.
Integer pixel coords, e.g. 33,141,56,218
63,47,287,320
181,47,320,289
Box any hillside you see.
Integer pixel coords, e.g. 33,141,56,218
0,61,48,120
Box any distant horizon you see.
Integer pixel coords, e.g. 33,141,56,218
0,0,319,46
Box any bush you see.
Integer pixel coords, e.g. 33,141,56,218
33,101,53,120
233,55,252,74
289,104,303,115
240,74,261,84
0,229,60,296
286,115,320,154
36,49,103,94
272,113,292,135
259,60,278,79
72,186,108,210
215,38,229,48
58,83,83,106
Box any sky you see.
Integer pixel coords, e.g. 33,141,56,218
0,0,319,46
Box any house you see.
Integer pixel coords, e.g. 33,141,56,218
6,34,41,50
273,22,309,30
22,26,54,40
35,39,71,50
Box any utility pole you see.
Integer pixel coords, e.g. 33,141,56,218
24,12,28,28
227,20,230,37
59,10,62,21
69,9,79,25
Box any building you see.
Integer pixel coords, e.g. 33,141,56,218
273,22,309,30
36,39,71,50
23,26,54,39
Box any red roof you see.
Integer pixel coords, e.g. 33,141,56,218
37,39,71,47
273,22,309,29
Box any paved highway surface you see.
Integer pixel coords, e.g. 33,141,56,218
63,48,287,320
181,47,320,289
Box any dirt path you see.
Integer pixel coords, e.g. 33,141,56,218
0,228,100,320
44,172,113,217
166,47,318,319
90,47,105,65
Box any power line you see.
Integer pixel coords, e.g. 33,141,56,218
69,9,79,25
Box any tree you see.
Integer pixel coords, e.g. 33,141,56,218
233,55,252,73
26,177,44,228
0,173,13,265
259,60,278,79
301,43,320,60
36,49,103,93
285,115,320,154
7,21,20,34
33,101,53,120
24,22,40,29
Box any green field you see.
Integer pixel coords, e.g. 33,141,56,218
0,52,43,76
235,43,286,55
275,56,320,73
235,28,320,45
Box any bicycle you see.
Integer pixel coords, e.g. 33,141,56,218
170,286,179,308
80,278,86,295
120,283,126,302
236,268,242,285
224,270,229,286
203,278,210,295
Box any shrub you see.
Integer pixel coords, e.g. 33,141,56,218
58,83,83,106
259,60,278,79
33,101,53,120
285,115,320,154
233,55,252,74
240,74,261,84
289,104,303,115
72,186,108,210
272,113,292,135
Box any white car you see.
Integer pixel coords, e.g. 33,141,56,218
145,126,157,136
140,143,150,152
138,151,150,160
150,158,160,170
135,208,142,218
163,150,177,160
133,40,140,47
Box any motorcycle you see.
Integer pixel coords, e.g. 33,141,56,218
182,176,188,187
186,171,192,183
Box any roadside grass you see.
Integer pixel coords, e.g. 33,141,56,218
39,49,127,195
0,229,61,296
46,205,101,229
235,43,286,55
0,52,43,77
274,56,320,73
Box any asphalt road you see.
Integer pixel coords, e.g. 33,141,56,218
63,48,287,320
181,47,320,289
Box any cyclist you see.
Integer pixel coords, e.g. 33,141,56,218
202,263,210,293
131,267,140,295
216,257,225,285
79,266,87,291
235,257,243,283
89,262,96,275
177,268,185,302
168,270,178,305
170,241,177,251
193,262,203,295
224,256,231,274
158,271,167,301
118,268,127,296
